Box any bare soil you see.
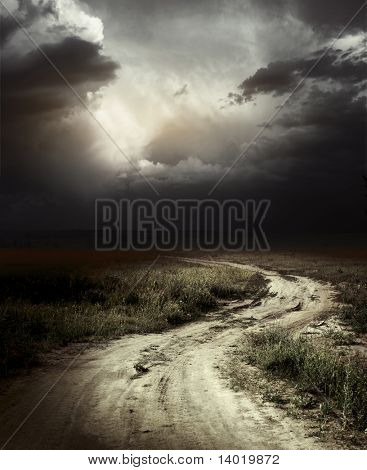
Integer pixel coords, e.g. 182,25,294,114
0,258,338,449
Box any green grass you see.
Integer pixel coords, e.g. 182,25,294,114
0,262,267,376
240,327,367,430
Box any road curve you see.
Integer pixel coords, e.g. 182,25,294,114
0,259,335,450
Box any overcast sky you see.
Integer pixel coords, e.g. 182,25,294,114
0,0,366,237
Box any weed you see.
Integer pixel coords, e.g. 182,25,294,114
0,262,266,376
323,329,355,346
340,305,367,335
241,327,367,430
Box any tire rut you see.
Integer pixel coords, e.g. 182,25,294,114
0,258,336,449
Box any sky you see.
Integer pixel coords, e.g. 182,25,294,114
0,0,366,239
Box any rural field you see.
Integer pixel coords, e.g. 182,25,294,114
1,1,365,466
0,249,366,450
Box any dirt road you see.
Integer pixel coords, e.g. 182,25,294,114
0,259,335,449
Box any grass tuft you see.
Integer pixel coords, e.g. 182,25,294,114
0,263,266,376
242,327,367,430
340,305,367,334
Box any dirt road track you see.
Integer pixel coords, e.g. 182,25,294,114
0,259,336,449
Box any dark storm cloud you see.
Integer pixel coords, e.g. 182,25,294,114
1,0,366,237
248,88,366,176
84,0,367,38
0,0,57,45
1,1,120,199
0,13,20,45
221,41,367,234
3,36,119,120
191,86,364,238
250,0,367,35
228,48,367,103
277,86,366,131
83,0,224,16
143,23,366,235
